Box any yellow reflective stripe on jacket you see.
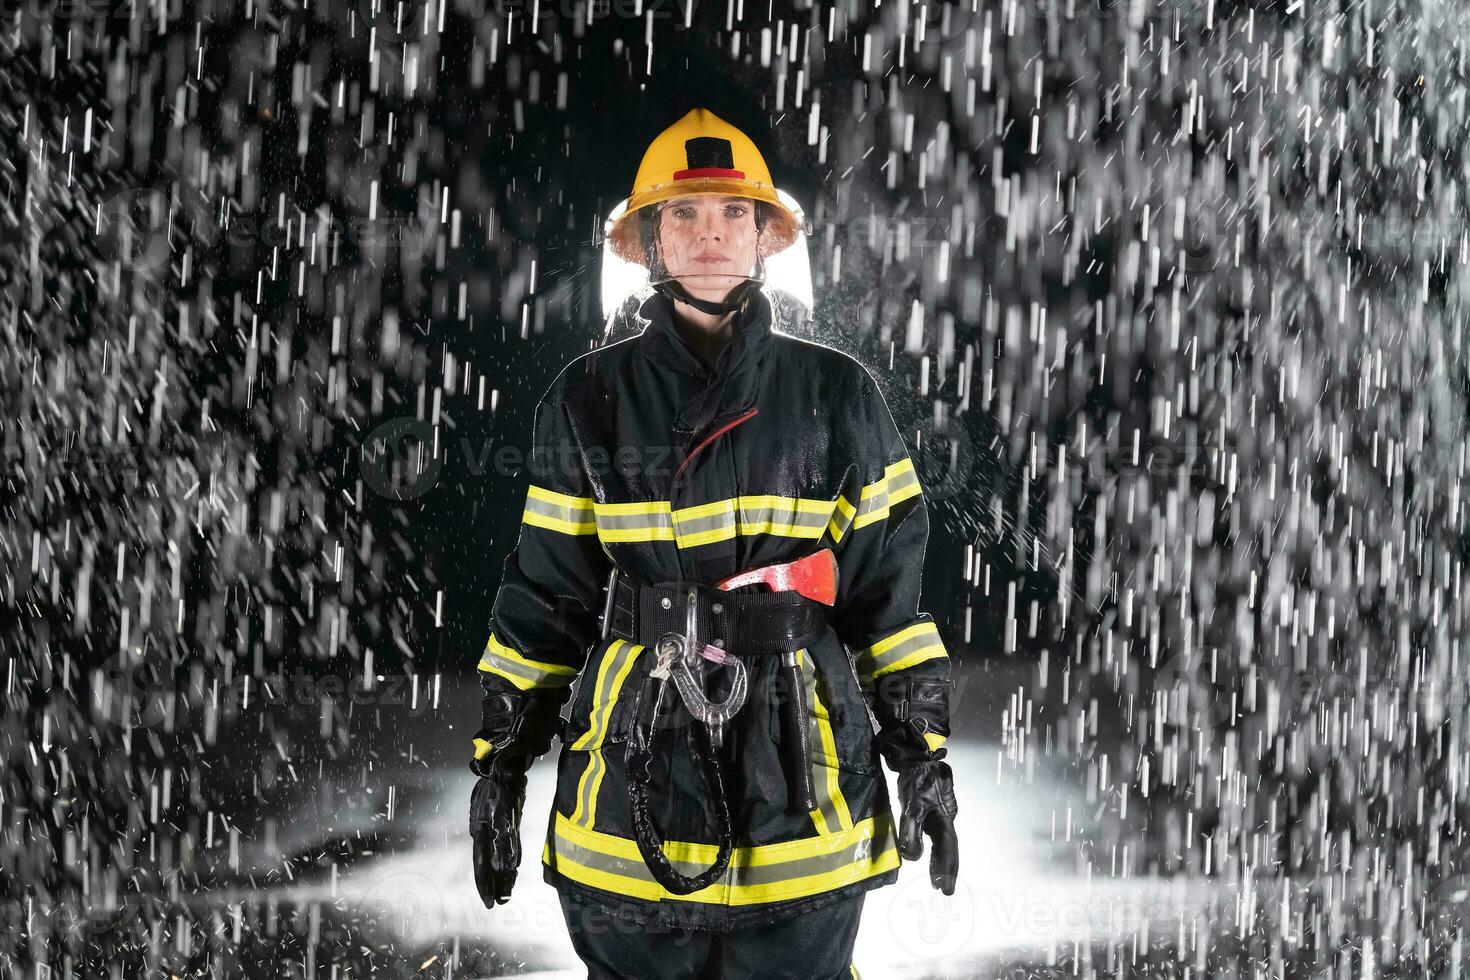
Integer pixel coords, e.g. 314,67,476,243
591,495,839,547
569,640,644,751
544,811,900,905
827,493,858,544
592,500,676,543
522,485,598,535
477,631,580,690
671,494,835,547
798,649,854,836
570,749,605,829
852,457,921,531
854,620,948,681
827,457,919,544
570,640,644,829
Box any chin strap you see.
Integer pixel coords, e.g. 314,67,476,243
653,276,761,317
640,198,773,317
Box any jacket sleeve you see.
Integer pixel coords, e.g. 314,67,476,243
477,385,612,726
830,367,952,765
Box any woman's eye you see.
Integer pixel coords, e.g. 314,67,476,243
673,207,694,219
725,207,747,218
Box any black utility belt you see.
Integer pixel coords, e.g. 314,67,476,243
601,568,828,656
601,565,828,892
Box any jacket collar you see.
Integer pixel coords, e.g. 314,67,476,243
635,287,775,451
636,287,775,385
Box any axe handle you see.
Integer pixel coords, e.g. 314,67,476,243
779,653,816,814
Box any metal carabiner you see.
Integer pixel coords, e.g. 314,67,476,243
654,587,747,750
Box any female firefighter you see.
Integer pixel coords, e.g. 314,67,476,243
468,107,959,979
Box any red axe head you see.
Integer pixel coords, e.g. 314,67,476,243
714,548,838,606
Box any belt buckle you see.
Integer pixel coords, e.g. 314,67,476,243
652,630,682,680
649,584,698,680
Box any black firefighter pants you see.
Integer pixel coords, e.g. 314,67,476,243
557,891,866,980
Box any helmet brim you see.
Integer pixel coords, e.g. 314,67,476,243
599,186,813,322
603,182,808,268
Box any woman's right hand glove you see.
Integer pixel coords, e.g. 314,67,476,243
467,684,567,909
469,732,530,908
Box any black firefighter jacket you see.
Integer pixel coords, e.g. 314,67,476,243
478,287,953,931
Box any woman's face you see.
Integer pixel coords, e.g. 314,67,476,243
654,195,761,303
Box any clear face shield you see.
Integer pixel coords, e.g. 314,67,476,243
600,187,813,336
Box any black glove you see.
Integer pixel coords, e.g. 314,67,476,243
896,759,959,895
872,673,959,894
468,683,567,909
470,732,530,907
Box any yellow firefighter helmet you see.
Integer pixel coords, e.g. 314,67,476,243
601,108,812,320
604,107,807,266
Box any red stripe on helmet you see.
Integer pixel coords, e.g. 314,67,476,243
673,167,746,180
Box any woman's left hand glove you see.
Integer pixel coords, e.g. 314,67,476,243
873,675,959,895
895,759,959,894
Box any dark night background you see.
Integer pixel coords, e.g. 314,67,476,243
3,0,1469,976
